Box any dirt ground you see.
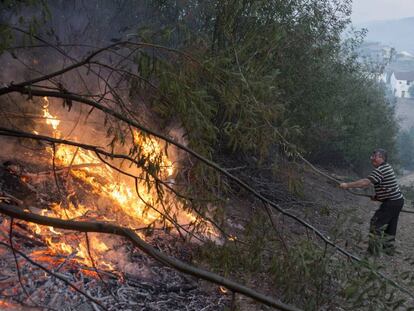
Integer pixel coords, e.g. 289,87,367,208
300,165,414,308
232,163,414,310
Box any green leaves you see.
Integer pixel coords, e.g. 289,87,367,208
343,260,409,310
0,0,51,55
0,25,13,54
397,127,414,170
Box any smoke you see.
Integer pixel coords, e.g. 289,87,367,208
1,0,166,144
0,0,153,96
0,1,217,277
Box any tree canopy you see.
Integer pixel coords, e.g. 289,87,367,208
0,0,398,173
138,0,397,173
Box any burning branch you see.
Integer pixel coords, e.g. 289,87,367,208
0,127,226,241
0,203,301,311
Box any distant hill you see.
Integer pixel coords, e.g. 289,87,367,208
357,17,414,54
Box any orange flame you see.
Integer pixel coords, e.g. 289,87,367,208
42,97,60,131
25,97,217,273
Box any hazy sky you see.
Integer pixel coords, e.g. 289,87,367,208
352,0,414,24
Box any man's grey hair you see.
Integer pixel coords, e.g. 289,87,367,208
372,148,387,162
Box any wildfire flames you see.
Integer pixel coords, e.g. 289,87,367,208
42,97,60,131
17,97,213,274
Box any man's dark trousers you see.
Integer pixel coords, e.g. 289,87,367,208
368,198,404,255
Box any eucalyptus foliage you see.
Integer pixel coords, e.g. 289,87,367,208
132,0,398,174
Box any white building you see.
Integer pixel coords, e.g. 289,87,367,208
390,71,414,98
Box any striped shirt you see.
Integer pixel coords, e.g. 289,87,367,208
367,163,403,201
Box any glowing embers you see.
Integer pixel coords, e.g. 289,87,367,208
28,237,115,273
26,203,114,271
0,300,17,308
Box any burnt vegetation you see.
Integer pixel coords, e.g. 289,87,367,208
0,1,410,311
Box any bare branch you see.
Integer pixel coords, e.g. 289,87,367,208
84,232,116,301
0,39,199,96
9,219,37,306
0,239,108,310
0,203,301,311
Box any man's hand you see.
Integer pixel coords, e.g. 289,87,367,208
339,183,348,189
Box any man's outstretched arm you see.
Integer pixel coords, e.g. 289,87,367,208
340,178,372,189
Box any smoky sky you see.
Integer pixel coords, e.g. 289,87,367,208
352,0,414,24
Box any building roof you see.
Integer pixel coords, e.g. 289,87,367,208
394,71,414,81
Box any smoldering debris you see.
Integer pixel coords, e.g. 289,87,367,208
0,157,229,310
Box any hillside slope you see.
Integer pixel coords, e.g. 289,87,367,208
221,162,414,310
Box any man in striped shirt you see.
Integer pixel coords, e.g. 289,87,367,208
340,148,404,255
